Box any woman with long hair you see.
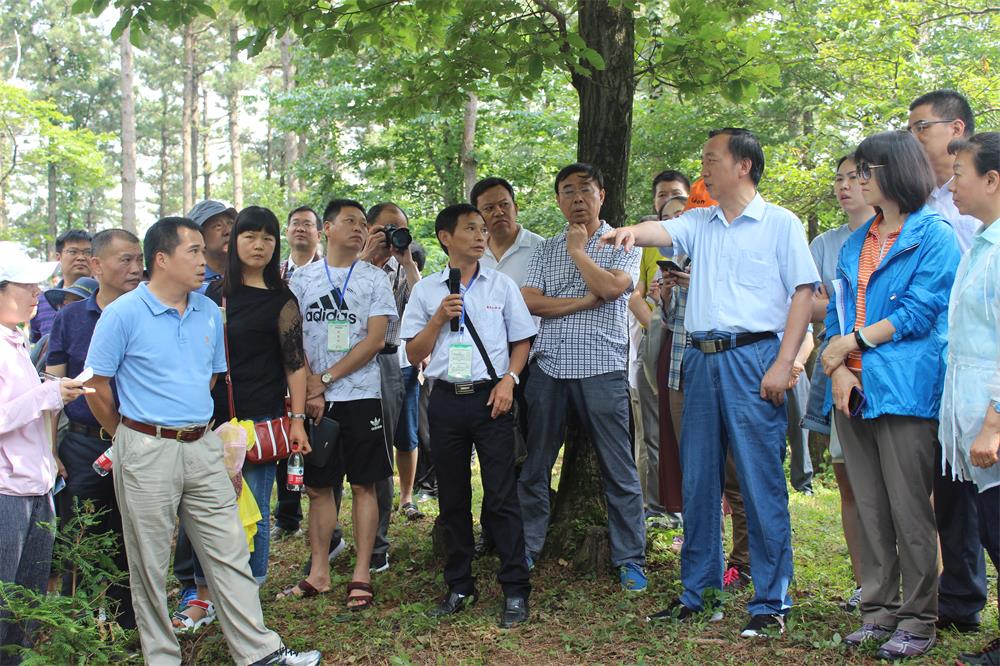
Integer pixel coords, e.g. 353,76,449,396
820,130,961,660
172,206,310,632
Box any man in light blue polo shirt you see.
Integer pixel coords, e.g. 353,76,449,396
603,128,818,638
85,217,320,666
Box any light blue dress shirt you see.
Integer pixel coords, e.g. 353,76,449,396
86,283,228,427
939,218,1000,491
660,193,819,334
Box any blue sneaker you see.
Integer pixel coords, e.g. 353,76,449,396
619,563,647,592
177,585,197,612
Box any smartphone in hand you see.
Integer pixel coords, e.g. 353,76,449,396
656,259,686,274
848,386,867,417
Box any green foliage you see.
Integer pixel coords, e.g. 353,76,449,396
0,501,131,665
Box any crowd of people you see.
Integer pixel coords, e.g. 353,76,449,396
0,87,997,666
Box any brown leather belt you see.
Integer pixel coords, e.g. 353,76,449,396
121,417,208,442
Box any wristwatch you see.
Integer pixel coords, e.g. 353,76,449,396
507,371,520,386
321,372,333,385
993,401,1000,415
854,329,875,351
289,413,308,420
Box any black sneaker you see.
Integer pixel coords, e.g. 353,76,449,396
958,637,1000,666
250,645,322,666
740,613,785,638
646,599,723,623
370,552,389,573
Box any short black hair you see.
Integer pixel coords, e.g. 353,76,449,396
470,177,515,207
708,128,765,186
287,205,321,231
143,217,203,276
854,131,936,214
949,132,1000,177
322,198,366,223
651,170,691,197
91,229,140,258
554,163,604,194
434,203,482,255
55,229,92,254
222,206,284,297
409,241,427,271
836,154,854,171
909,90,975,136
366,202,409,226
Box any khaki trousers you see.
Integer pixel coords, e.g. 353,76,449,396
835,412,938,637
113,424,281,665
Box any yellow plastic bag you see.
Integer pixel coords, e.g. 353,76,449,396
237,483,262,552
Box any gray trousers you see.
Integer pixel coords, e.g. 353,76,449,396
373,353,405,556
0,493,54,656
636,319,665,514
114,425,280,665
835,411,938,638
518,365,646,566
786,374,814,492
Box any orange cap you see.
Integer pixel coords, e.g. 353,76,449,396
684,178,717,210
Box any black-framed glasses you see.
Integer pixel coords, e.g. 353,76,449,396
856,162,886,182
907,119,955,134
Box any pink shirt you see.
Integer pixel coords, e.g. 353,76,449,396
0,325,62,496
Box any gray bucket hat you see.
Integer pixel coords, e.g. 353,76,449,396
186,200,237,227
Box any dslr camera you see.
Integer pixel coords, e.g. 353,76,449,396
382,225,412,251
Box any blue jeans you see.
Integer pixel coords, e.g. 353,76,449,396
394,365,420,451
802,338,831,435
518,365,646,567
680,334,793,616
194,460,275,586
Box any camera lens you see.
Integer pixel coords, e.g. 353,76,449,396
388,226,412,250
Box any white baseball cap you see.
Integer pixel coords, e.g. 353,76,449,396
0,242,59,284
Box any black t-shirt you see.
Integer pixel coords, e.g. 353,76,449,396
208,282,305,423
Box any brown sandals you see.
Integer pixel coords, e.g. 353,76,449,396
276,578,326,600
346,581,374,611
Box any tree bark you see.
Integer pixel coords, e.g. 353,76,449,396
158,92,169,219
202,87,210,199
228,22,244,209
119,27,138,233
460,92,478,201
545,0,636,571
47,160,57,259
182,22,195,213
280,33,299,196
192,68,201,203
572,1,635,228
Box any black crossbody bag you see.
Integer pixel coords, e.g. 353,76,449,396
463,314,529,465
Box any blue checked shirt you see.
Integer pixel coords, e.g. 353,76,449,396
663,282,690,392
524,221,640,379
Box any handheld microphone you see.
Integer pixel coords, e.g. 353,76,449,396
448,268,462,332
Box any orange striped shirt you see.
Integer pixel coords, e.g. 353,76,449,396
846,214,901,372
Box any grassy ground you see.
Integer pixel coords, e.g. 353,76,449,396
169,462,997,665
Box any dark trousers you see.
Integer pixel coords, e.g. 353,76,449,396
273,457,303,532
935,452,989,621
976,485,1000,615
429,384,530,599
58,430,135,629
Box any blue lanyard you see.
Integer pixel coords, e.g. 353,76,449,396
323,260,357,310
457,264,481,333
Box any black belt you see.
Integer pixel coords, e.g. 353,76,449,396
692,332,776,354
380,344,399,355
436,379,495,395
67,421,105,439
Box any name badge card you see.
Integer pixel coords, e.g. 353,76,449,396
447,343,473,381
327,320,350,352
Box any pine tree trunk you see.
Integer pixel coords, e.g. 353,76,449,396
546,0,636,571
228,22,244,210
119,28,137,233
159,93,169,219
460,92,478,201
47,159,58,259
280,33,298,196
191,69,201,203
202,87,210,199
182,22,195,213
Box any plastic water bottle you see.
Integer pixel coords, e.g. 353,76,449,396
92,447,114,476
287,448,304,491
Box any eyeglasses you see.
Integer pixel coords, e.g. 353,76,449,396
287,221,317,230
61,248,92,258
558,186,596,198
856,162,886,182
907,119,955,134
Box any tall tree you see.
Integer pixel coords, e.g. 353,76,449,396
460,92,478,201
227,21,244,209
279,32,298,196
119,26,137,232
181,21,196,212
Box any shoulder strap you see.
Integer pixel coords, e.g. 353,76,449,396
463,314,499,383
221,296,235,420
